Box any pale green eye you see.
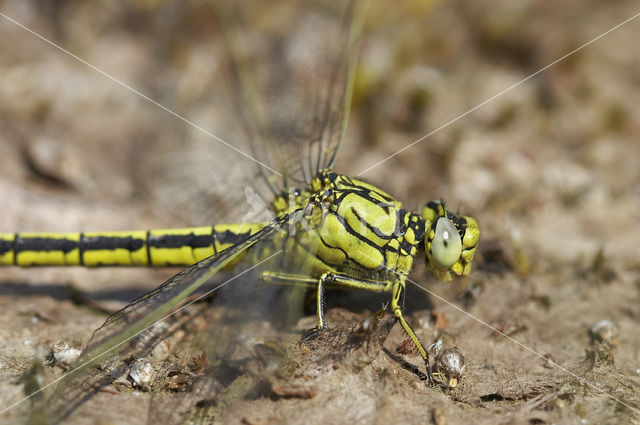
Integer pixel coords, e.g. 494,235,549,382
431,217,462,269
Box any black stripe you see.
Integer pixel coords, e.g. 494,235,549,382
14,236,79,254
211,227,218,255
315,234,348,267
147,233,212,249
385,244,400,254
13,233,17,265
146,230,152,264
338,176,395,203
292,229,368,272
358,192,395,209
214,230,253,246
349,207,394,240
81,235,145,251
333,189,395,214
79,232,85,266
330,209,388,253
293,236,336,270
326,211,387,269
0,236,13,256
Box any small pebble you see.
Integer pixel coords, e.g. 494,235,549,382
52,341,82,366
589,319,618,346
129,358,153,389
435,347,466,388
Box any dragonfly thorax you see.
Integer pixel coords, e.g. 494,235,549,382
301,173,424,279
272,171,480,284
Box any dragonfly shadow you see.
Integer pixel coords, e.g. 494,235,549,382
319,284,436,316
0,281,151,304
0,281,69,300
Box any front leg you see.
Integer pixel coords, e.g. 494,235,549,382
391,278,433,384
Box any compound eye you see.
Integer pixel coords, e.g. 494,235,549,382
431,217,462,269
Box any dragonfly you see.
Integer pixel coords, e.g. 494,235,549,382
1,1,479,423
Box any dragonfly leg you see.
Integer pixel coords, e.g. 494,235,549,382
301,273,331,341
260,271,317,289
391,278,433,384
259,271,326,341
316,273,327,330
304,272,391,341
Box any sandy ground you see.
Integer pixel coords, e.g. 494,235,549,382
1,0,639,424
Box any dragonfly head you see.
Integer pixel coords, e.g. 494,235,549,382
421,200,480,282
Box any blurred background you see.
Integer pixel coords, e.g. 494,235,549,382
1,0,639,423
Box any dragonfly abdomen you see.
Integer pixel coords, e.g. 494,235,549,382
0,223,264,267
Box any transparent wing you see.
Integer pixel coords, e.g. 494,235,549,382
219,0,364,195
140,1,364,226
28,222,274,423
31,208,323,424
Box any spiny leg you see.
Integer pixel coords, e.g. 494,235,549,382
260,271,317,289
308,273,391,338
258,271,327,341
301,272,389,340
391,279,433,383
309,272,390,338
300,273,328,341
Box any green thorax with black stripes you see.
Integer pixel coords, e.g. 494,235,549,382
278,170,426,280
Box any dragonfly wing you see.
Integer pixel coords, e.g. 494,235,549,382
29,222,279,423
141,1,365,227
81,223,280,366
33,208,323,424
219,1,365,193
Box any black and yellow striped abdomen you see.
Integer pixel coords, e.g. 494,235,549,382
0,223,264,267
